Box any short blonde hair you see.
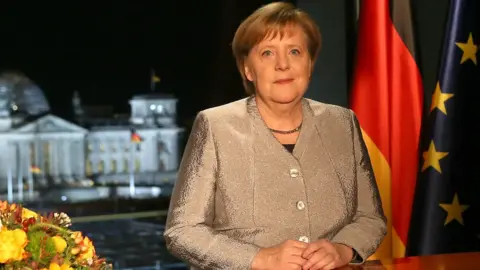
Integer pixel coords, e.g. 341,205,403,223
232,2,322,95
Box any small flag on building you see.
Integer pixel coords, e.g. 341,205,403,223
130,129,143,144
30,165,41,174
151,69,161,92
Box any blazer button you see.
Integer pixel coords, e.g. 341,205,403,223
290,168,299,178
296,201,305,210
298,236,309,243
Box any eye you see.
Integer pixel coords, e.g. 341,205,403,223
290,49,301,55
261,50,273,57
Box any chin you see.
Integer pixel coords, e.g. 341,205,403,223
271,94,300,104
268,84,305,104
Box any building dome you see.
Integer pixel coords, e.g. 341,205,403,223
0,72,50,117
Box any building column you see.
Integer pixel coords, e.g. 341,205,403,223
70,140,78,178
5,142,16,202
167,132,179,171
156,135,165,171
63,139,72,183
105,139,111,174
52,139,60,184
26,141,34,199
111,140,118,174
78,139,86,178
17,142,26,201
36,140,46,186
173,133,179,171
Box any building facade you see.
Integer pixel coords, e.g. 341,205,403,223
0,72,184,192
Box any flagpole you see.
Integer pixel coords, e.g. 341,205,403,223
7,166,13,202
17,143,23,202
150,69,160,93
7,141,13,202
150,68,155,92
27,143,34,200
129,140,135,197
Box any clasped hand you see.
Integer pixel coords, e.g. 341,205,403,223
254,239,353,270
300,239,352,270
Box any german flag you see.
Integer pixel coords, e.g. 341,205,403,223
151,69,161,91
30,165,41,174
349,0,423,259
130,129,143,144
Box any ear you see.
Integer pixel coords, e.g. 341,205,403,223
308,59,314,74
244,63,253,82
307,59,314,80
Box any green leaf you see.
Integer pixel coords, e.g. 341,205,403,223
25,231,56,266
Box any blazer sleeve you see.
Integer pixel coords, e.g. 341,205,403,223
331,110,387,263
163,112,261,270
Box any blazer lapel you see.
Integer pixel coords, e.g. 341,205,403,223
299,102,347,212
246,97,321,164
291,99,316,160
247,97,298,162
307,105,343,182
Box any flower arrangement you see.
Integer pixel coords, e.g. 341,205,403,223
0,201,112,270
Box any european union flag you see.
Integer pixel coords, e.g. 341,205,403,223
406,0,480,256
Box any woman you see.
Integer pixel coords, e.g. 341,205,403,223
164,2,386,270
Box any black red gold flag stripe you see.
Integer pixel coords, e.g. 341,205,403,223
130,128,143,144
349,0,423,259
406,0,480,256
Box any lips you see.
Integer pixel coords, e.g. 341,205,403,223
274,78,294,84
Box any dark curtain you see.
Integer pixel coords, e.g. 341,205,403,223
206,0,297,109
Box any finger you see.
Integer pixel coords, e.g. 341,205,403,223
311,244,335,260
287,263,303,270
287,255,308,266
301,244,319,258
320,261,337,270
290,246,310,256
302,241,329,258
315,239,335,251
302,239,331,258
310,253,334,270
302,249,327,270
290,240,309,249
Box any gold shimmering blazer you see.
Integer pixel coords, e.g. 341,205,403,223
164,97,387,270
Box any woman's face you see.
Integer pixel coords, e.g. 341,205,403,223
244,26,312,105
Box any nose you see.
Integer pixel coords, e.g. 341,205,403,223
275,53,290,71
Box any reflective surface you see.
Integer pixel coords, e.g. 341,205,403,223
26,197,187,270
71,220,187,269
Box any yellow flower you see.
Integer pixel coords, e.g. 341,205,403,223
70,247,80,255
51,235,67,253
22,207,38,220
77,236,95,261
0,201,7,211
49,263,73,270
71,231,83,244
0,228,28,263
